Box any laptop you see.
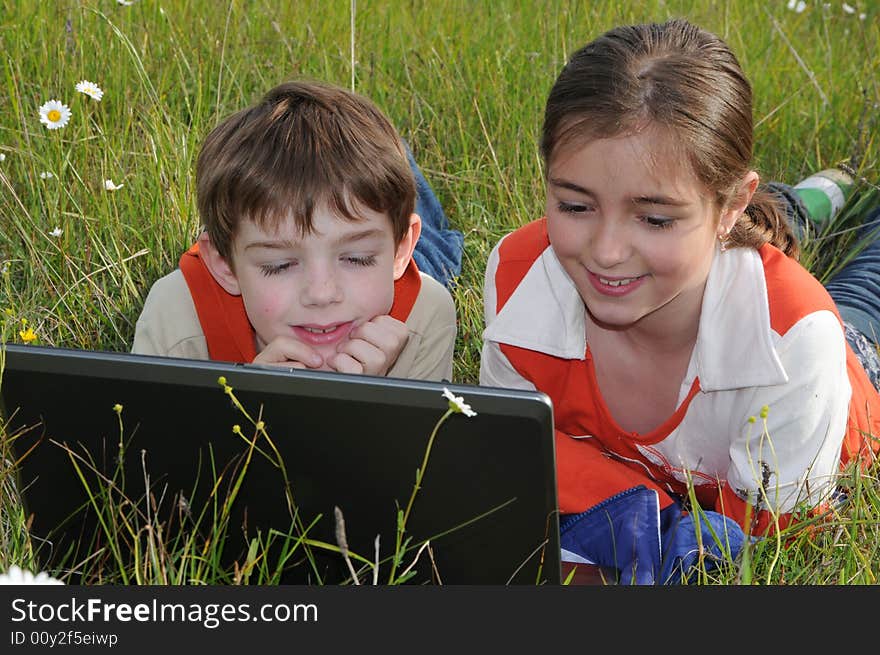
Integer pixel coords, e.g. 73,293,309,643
0,344,560,585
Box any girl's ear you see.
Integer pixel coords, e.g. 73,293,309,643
718,170,760,237
392,213,422,280
198,231,242,295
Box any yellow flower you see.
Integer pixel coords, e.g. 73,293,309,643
19,327,37,343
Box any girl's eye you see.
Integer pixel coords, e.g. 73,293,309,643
344,255,377,267
642,215,674,230
259,262,292,276
557,202,595,214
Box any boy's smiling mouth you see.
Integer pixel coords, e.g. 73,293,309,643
292,321,354,345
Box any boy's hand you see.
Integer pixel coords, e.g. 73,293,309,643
252,337,324,369
328,315,409,376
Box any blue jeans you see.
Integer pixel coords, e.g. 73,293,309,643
771,182,880,388
405,146,464,289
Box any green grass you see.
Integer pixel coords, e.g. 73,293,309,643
1,0,879,584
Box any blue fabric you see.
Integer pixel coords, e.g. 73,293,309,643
823,207,880,348
560,486,746,585
405,144,464,289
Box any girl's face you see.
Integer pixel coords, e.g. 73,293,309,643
545,130,739,335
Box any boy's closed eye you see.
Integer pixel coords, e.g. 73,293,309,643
259,261,296,276
342,254,377,267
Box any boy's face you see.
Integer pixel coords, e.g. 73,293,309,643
224,204,411,368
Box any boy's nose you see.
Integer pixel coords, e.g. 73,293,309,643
301,267,343,306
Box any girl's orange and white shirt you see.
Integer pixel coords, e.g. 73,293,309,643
480,218,880,534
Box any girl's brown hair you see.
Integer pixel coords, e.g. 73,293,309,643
197,80,416,262
540,18,798,259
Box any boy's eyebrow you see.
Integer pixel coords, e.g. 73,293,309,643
332,227,387,246
548,177,689,207
244,239,296,251
243,228,387,251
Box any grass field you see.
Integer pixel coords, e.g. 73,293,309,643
1,0,879,584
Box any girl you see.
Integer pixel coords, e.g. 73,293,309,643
480,18,880,584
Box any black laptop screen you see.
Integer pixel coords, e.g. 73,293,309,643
0,344,560,585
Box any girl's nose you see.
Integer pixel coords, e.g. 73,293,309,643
590,217,631,270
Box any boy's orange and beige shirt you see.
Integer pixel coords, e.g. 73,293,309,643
132,245,456,382
481,218,880,535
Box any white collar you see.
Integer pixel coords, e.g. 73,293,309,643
483,243,789,391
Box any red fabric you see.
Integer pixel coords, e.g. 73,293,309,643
715,482,794,536
759,245,880,468
493,218,880,534
178,242,421,363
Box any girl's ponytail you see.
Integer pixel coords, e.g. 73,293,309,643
728,187,800,260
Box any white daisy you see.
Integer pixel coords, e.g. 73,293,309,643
74,80,104,102
49,227,62,238
842,2,855,13
0,153,5,162
38,100,71,130
40,171,54,179
0,565,64,585
787,0,806,12
104,178,124,191
442,387,477,418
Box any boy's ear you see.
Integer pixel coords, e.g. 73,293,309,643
718,170,759,237
392,213,422,280
197,231,242,296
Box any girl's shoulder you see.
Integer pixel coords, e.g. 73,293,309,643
758,243,840,335
494,217,550,263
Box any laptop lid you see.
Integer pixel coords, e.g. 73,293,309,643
0,344,560,585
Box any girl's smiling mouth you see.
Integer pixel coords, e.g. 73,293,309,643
586,270,647,296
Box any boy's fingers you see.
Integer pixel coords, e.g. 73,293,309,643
253,337,323,368
327,352,364,375
334,339,385,375
347,316,409,359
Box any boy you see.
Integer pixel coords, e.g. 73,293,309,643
132,80,457,381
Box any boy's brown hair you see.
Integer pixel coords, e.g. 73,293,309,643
196,80,416,261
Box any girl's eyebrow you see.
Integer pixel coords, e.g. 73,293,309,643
632,195,690,207
548,177,595,197
549,177,690,207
